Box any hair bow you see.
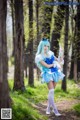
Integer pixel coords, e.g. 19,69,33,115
42,38,48,41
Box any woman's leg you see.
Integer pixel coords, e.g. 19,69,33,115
52,81,57,89
46,81,54,114
47,81,54,89
46,81,61,116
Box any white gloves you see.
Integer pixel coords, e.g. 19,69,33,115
53,61,61,69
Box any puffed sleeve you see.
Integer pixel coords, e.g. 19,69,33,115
48,50,54,57
35,54,44,70
35,54,43,64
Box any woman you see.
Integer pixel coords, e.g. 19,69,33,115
35,35,65,116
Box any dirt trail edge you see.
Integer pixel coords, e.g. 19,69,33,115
34,99,80,120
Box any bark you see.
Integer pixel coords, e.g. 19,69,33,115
61,0,69,91
51,4,65,56
11,0,15,57
36,0,39,45
69,47,74,79
28,0,34,86
69,0,74,79
42,0,53,39
76,2,80,81
13,0,25,91
0,0,11,109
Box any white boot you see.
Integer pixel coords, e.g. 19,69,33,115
47,89,61,116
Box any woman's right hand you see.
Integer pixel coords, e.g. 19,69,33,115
40,61,55,68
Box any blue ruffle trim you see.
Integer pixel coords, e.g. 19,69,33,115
41,71,65,83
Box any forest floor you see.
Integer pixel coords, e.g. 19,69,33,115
8,66,80,120
35,99,80,120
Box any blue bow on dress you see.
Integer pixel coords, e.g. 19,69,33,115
45,55,58,72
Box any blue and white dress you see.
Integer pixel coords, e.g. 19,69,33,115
35,50,65,83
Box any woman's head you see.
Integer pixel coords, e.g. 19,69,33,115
36,38,50,55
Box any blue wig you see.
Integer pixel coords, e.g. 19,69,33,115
36,38,50,55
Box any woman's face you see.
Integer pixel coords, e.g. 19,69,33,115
44,45,49,53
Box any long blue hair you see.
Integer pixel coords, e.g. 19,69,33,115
36,38,50,55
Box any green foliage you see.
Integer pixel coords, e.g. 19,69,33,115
8,79,13,90
11,93,47,120
73,103,80,116
9,79,47,120
54,80,80,101
23,84,48,103
9,79,80,102
8,79,80,120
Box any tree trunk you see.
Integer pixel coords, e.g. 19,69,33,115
69,46,74,79
74,59,77,82
77,0,80,80
35,0,40,80
71,2,80,82
0,0,11,109
36,0,39,45
13,0,25,91
51,4,65,56
42,0,53,39
76,2,80,81
28,0,34,86
69,0,74,79
61,0,69,91
11,0,15,57
73,21,77,82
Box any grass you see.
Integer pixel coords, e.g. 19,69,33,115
54,80,80,101
11,92,47,120
73,103,80,116
8,78,80,120
9,79,48,120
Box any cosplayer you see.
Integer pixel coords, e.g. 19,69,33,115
35,35,65,116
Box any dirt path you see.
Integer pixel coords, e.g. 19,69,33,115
8,66,80,119
35,99,80,120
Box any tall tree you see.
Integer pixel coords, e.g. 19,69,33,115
42,0,53,39
35,0,40,80
13,0,25,91
70,2,80,81
76,2,80,81
72,15,77,81
10,0,15,57
61,0,69,91
28,0,34,86
69,0,75,79
69,44,74,79
51,4,65,56
0,0,11,108
36,0,39,45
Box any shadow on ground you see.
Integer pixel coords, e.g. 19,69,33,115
35,101,80,120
